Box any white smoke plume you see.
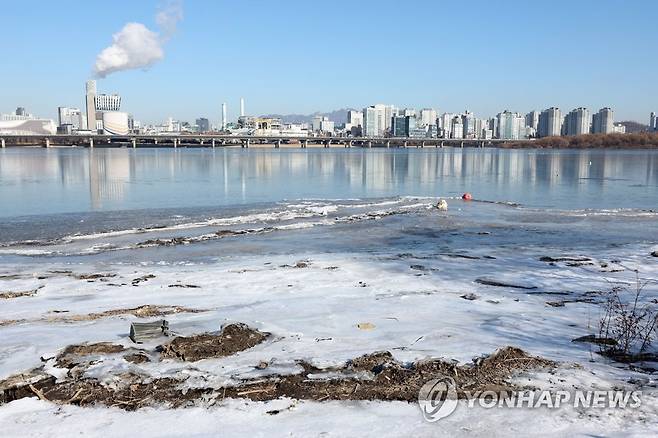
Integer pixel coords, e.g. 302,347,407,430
93,1,183,78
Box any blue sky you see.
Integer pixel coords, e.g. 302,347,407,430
2,0,657,124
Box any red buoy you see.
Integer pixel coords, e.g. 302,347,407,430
462,193,472,201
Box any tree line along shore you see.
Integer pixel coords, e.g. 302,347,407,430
502,132,658,149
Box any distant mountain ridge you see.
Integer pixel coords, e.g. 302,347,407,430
260,108,356,125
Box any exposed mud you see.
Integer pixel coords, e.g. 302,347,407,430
159,323,269,362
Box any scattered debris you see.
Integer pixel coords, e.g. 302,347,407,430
255,361,269,370
0,344,555,410
131,274,156,286
74,273,117,281
546,301,565,307
168,284,201,289
460,293,479,301
0,370,56,404
357,322,376,330
159,323,268,362
475,278,537,290
539,256,592,263
130,320,170,343
51,305,205,323
55,343,126,369
0,286,43,299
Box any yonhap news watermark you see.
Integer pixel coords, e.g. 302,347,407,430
418,377,642,422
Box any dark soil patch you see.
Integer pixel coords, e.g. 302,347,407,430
440,253,481,260
124,353,151,364
159,323,269,362
572,335,617,346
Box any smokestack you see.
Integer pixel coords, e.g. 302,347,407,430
240,97,245,117
85,80,97,133
222,103,227,130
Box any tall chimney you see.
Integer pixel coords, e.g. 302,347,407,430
240,97,245,117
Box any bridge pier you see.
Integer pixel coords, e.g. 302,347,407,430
301,140,307,149
275,139,281,149
1,138,5,148
386,140,390,148
173,138,178,148
347,140,352,148
481,141,485,148
440,141,444,148
460,141,464,148
403,141,407,148
421,141,425,148
324,140,330,148
212,138,216,148
154,139,158,145
242,139,250,148
132,138,137,148
89,137,94,148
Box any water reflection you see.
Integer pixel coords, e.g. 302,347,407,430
0,148,657,217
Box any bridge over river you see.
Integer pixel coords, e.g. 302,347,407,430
0,134,530,149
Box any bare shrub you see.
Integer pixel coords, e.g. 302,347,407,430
598,272,658,361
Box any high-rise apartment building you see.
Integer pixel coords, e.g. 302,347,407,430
450,116,464,139
196,118,210,132
563,108,591,136
419,108,437,127
525,111,540,131
363,105,387,137
650,112,657,131
497,111,525,140
538,107,562,137
462,111,476,138
591,107,614,134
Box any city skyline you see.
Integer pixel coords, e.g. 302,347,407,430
2,0,658,123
